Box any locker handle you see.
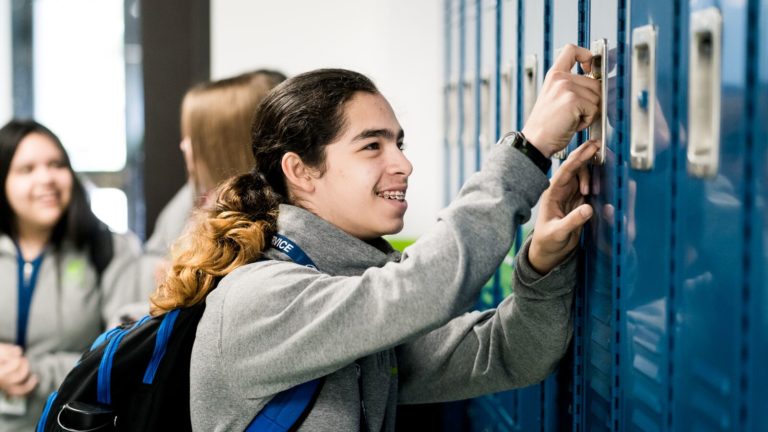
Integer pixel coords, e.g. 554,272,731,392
500,63,514,134
462,80,475,149
447,82,459,148
523,54,538,124
479,76,492,151
687,7,722,179
589,38,608,165
630,25,657,170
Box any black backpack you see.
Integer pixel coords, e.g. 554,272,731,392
36,302,322,432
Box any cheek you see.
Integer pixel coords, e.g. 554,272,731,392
58,172,74,207
4,175,28,211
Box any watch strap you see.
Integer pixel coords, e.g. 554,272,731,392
501,131,552,174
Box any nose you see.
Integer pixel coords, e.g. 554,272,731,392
34,165,58,185
388,144,413,177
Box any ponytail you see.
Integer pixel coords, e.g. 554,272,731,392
150,172,281,315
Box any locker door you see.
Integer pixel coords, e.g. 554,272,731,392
550,0,580,168
461,0,478,189
478,0,496,170
672,1,750,430
448,0,463,203
495,0,520,313
751,1,768,429
582,0,625,431
498,0,518,139
547,2,580,431
477,3,521,429
622,1,678,431
571,2,591,430
506,1,550,432
444,0,454,208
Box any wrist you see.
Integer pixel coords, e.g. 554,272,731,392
528,241,550,275
504,131,552,174
520,127,556,158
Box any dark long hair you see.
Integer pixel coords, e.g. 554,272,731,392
0,119,113,274
151,68,379,313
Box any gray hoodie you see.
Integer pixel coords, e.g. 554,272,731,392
190,143,576,431
0,232,141,432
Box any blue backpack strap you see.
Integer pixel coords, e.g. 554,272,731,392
143,309,181,384
96,315,151,405
244,378,323,432
36,391,58,432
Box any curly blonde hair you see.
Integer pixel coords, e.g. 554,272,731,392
150,173,280,314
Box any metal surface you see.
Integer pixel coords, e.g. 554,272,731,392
630,25,657,171
687,7,723,178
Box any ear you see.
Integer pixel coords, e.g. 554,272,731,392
281,152,315,195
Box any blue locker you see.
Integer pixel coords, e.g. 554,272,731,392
622,0,678,430
550,0,580,167
478,0,496,171
747,0,766,429
506,1,552,431
444,0,454,208
571,2,591,429
548,2,581,431
498,0,519,138
495,0,519,310
750,1,768,430
672,1,750,430
581,0,625,430
448,0,463,203
462,0,479,187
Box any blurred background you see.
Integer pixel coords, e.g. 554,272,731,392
0,0,444,243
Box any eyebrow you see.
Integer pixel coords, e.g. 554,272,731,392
352,128,405,142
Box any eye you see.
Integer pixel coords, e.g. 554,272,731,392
15,164,34,174
397,141,407,151
363,142,380,151
50,160,67,169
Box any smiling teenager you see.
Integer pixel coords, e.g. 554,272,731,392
150,45,601,431
0,120,141,431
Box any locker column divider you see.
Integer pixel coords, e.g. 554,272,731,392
741,0,761,428
668,1,683,430
572,2,589,431
444,0,452,207
612,1,628,430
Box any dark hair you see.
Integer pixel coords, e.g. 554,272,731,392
151,69,379,313
251,68,379,199
0,119,113,274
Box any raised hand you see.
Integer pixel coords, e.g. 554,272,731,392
528,140,599,274
522,44,601,157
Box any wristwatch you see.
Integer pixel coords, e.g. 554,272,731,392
500,131,552,174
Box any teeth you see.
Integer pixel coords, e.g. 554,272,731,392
377,191,406,201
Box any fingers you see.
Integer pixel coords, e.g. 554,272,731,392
569,73,602,97
0,344,22,360
552,44,594,74
551,140,600,188
4,373,38,397
553,203,594,236
566,77,602,106
0,355,32,391
578,158,590,196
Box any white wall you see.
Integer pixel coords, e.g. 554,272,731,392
0,0,12,124
211,0,444,239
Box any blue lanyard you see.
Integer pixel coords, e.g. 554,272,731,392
14,243,45,350
271,234,317,269
268,234,370,431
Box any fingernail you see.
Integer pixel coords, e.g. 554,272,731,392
579,205,593,218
